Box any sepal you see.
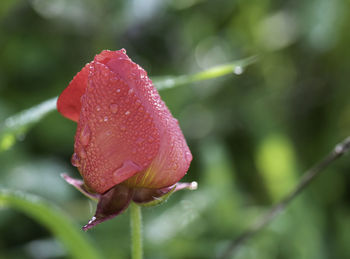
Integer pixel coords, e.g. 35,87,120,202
61,173,99,201
133,181,198,207
83,184,133,231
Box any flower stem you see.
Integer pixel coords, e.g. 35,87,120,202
130,202,143,259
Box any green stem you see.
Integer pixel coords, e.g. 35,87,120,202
130,202,143,259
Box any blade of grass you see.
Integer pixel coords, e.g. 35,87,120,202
0,97,58,151
0,189,102,259
0,56,257,151
218,137,350,259
153,56,257,90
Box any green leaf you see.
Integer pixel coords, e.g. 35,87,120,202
0,189,103,259
0,57,257,151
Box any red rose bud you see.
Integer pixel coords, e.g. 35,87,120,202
57,49,195,230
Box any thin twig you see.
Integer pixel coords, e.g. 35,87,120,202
218,137,350,259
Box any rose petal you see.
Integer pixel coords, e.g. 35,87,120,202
57,62,91,122
74,59,160,193
82,184,133,231
94,50,193,189
124,108,193,189
126,118,193,188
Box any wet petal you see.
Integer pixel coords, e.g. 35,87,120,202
125,115,192,189
57,63,91,122
94,50,193,189
74,60,160,193
83,184,133,231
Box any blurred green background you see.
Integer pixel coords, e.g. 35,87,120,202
1,0,350,258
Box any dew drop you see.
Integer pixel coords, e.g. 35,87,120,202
116,89,121,93
79,148,87,159
110,103,119,114
96,105,101,112
71,153,80,167
233,66,244,75
190,181,198,190
89,216,96,224
80,125,91,146
128,89,134,95
185,151,192,162
104,116,109,122
136,138,144,146
125,111,130,116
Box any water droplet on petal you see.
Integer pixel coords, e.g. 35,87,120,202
80,125,91,146
104,116,108,122
128,89,134,95
96,106,101,112
125,111,130,116
116,89,121,93
185,151,192,162
79,148,87,159
71,153,80,167
110,103,119,114
136,138,144,146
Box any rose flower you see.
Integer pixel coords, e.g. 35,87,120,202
57,49,194,230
